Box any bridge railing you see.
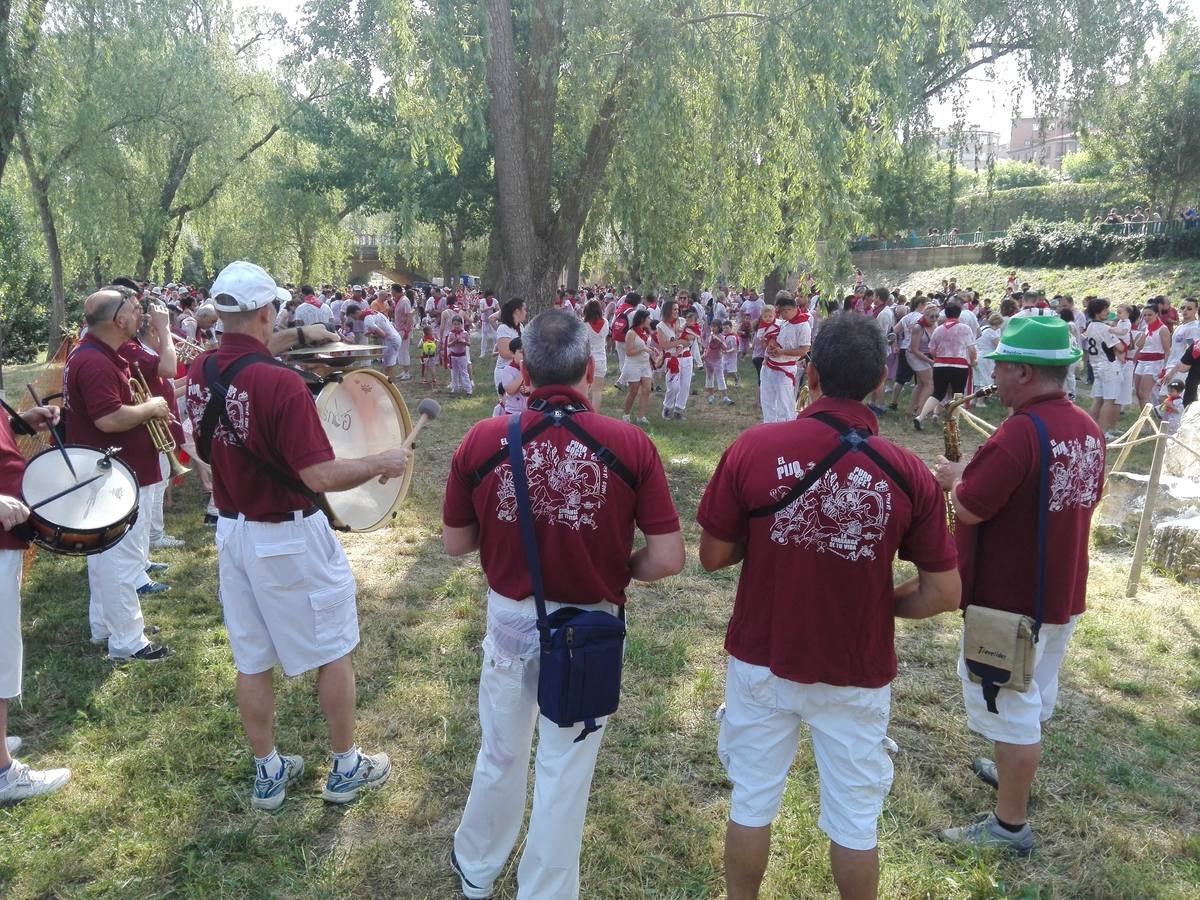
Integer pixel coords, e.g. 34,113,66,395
849,230,1005,252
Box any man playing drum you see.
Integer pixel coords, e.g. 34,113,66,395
0,401,72,802
64,286,177,663
185,261,412,811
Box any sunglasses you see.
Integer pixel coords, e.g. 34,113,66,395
111,297,129,323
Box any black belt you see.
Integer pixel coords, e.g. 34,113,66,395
218,507,319,524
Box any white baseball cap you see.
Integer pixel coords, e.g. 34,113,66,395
210,261,291,312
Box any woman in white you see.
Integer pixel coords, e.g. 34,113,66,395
656,298,694,421
915,300,977,427
582,299,610,410
974,313,1003,390
621,309,656,425
1083,298,1123,437
491,297,526,389
477,292,499,358
906,305,936,429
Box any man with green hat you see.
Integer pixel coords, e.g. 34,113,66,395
933,316,1104,855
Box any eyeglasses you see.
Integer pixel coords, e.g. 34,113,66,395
111,298,128,323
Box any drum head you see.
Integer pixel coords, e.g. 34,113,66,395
315,369,413,531
22,447,139,529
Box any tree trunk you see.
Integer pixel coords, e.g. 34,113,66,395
763,266,786,304
0,0,49,188
564,241,581,291
483,223,504,293
448,228,465,286
439,227,453,286
162,215,185,283
18,130,67,359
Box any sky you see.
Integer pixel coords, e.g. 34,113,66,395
240,0,1200,139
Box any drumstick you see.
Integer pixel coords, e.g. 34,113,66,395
29,471,107,511
27,384,77,481
380,398,441,484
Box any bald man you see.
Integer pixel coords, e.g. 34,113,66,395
63,287,176,662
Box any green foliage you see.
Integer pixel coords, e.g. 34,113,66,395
954,182,1150,231
995,220,1119,267
1081,18,1200,215
990,160,1055,190
1061,147,1121,183
0,193,50,364
994,219,1200,267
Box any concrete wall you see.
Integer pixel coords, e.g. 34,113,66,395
850,243,995,274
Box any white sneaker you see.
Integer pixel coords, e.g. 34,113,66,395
5,736,21,754
251,754,305,811
0,759,71,804
149,535,185,550
322,750,391,803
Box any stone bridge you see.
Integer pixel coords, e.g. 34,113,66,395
348,235,428,284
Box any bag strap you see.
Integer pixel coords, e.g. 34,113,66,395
0,397,36,437
507,412,551,632
199,352,335,524
748,411,911,518
1024,411,1052,639
470,401,637,490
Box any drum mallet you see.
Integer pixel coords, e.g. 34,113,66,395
380,398,440,484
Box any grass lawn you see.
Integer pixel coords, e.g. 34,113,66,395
1,354,1197,899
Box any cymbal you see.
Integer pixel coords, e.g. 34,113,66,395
282,342,383,358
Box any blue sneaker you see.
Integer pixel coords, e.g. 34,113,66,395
145,562,169,574
251,754,304,811
450,848,494,899
322,751,390,804
136,581,171,596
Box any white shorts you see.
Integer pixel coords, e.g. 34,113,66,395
1118,361,1135,406
717,657,893,851
215,510,359,677
1091,365,1120,401
958,614,1079,745
382,340,402,367
0,549,23,699
621,356,652,382
1134,359,1164,379
905,350,931,373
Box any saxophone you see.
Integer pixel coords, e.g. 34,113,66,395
942,385,998,531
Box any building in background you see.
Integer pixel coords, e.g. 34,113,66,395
935,127,1006,171
1007,116,1079,169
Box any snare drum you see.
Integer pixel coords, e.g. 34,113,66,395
21,446,140,554
315,369,414,531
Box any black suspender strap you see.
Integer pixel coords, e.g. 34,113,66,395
0,397,37,437
748,411,912,518
468,401,638,491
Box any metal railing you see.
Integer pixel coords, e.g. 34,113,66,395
849,231,1005,252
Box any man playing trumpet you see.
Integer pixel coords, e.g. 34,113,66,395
63,286,177,662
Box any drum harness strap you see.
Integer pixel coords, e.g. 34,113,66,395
0,397,38,437
747,412,911,518
198,353,339,526
466,398,637,490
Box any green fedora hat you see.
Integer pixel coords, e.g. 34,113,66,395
986,315,1082,366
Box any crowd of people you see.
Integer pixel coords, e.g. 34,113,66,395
0,257,1195,900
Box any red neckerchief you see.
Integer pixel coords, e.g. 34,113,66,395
635,326,649,339
304,295,322,307
589,319,604,333
943,318,960,329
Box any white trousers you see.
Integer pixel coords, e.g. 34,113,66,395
664,357,694,413
614,343,627,385
88,485,152,658
0,549,23,698
760,365,798,423
146,453,168,548
454,590,612,900
450,355,474,394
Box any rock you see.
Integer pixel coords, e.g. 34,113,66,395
1095,471,1200,538
1150,517,1200,582
1164,401,1200,479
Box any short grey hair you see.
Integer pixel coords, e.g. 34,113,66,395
522,309,590,387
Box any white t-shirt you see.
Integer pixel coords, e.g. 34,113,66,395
897,311,922,350
363,311,401,345
1168,320,1200,368
874,306,895,339
1015,306,1056,317
1083,320,1120,370
585,319,610,367
767,315,812,365
294,301,333,328
958,307,980,338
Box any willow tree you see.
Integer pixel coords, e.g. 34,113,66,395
0,0,47,186
455,0,1161,306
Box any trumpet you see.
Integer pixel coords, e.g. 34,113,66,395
942,384,998,531
130,371,191,478
172,333,209,364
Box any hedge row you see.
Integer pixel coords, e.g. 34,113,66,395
954,182,1149,231
994,220,1200,267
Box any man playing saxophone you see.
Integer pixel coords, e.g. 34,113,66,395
63,286,177,662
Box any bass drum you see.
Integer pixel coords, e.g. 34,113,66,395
21,446,140,555
315,368,414,531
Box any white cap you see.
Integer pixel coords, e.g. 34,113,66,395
352,284,365,292
701,290,713,301
210,261,290,312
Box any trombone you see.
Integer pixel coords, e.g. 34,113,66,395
130,370,191,478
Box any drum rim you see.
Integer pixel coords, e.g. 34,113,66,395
314,369,414,532
22,445,140,552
